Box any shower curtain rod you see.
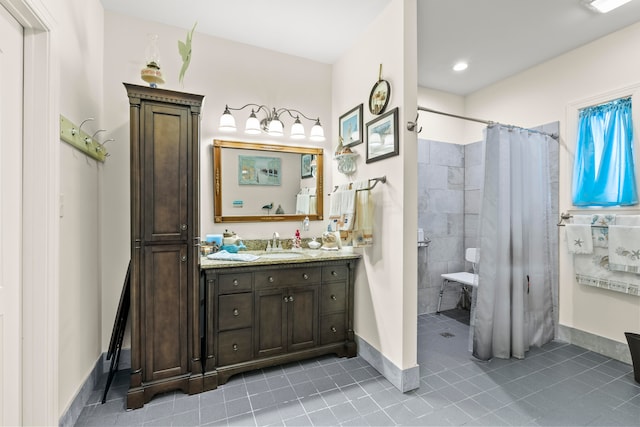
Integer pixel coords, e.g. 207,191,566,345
417,106,558,139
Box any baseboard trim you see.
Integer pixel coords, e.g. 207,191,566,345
355,335,420,392
558,324,632,365
58,349,131,427
58,354,103,427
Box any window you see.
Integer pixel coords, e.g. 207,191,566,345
572,96,638,206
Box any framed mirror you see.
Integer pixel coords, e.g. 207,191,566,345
213,139,324,223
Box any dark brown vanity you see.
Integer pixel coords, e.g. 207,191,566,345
201,253,359,392
124,84,358,409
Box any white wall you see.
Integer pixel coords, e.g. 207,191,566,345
417,86,485,144
101,11,333,349
56,0,104,417
332,0,418,373
428,22,640,345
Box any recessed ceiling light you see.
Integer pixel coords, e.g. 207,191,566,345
587,0,632,13
453,61,468,72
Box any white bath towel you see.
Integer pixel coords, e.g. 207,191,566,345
615,215,640,226
565,224,593,254
608,225,640,274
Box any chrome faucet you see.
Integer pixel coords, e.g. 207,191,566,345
272,232,280,250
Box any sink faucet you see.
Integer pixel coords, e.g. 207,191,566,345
272,232,280,250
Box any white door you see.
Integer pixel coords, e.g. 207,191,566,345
0,3,23,426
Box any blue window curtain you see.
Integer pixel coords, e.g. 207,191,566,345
572,96,638,206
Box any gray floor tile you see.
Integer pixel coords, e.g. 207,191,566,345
329,401,359,423
199,402,227,425
73,311,636,427
283,414,312,426
307,407,339,426
224,397,252,418
276,400,306,421
363,409,395,426
253,406,283,426
249,391,277,411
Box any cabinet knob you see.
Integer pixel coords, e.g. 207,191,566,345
283,296,289,303
268,276,274,283
302,273,309,280
232,344,238,351
331,294,337,301
180,224,188,231
331,270,338,276
233,308,239,316
233,279,239,286
181,255,187,262
289,296,294,302
330,326,337,333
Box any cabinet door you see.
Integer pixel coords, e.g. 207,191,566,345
143,244,189,381
142,103,189,242
254,288,287,358
288,284,319,352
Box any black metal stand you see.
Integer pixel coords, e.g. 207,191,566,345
102,261,131,404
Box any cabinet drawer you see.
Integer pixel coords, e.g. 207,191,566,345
321,282,346,314
255,267,321,287
219,273,252,294
218,328,252,366
322,265,349,282
218,293,252,331
320,313,346,344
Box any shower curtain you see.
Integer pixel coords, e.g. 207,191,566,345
473,124,556,361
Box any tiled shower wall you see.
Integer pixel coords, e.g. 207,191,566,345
417,139,465,314
417,122,559,317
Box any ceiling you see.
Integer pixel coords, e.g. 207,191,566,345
101,0,640,96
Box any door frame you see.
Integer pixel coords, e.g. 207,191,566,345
0,0,58,424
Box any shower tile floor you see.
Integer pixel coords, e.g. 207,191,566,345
76,312,639,426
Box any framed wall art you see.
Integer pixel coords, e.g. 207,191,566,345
238,155,281,185
301,154,314,178
339,103,363,146
366,107,399,163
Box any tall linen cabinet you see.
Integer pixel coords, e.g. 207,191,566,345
124,84,205,409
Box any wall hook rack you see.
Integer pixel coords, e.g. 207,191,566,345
60,115,109,162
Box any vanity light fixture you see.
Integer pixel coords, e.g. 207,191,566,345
586,0,632,13
218,104,325,141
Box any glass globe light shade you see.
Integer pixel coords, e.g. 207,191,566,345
218,108,237,132
290,117,306,139
309,120,325,142
244,111,261,134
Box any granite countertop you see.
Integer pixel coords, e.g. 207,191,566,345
200,249,361,269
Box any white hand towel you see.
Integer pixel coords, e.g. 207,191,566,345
590,214,616,247
353,180,374,247
296,194,310,214
565,224,593,254
339,189,356,231
608,225,640,274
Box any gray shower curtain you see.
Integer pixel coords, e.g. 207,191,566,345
473,124,556,361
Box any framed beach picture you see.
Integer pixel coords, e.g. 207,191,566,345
366,107,399,163
238,155,281,186
339,104,363,147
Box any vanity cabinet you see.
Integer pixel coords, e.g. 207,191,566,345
255,283,320,357
125,84,204,409
202,258,358,390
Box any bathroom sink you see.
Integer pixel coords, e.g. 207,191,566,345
259,252,305,260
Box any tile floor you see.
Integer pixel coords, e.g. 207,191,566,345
76,311,640,426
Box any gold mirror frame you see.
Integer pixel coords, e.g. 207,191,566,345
213,139,324,223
